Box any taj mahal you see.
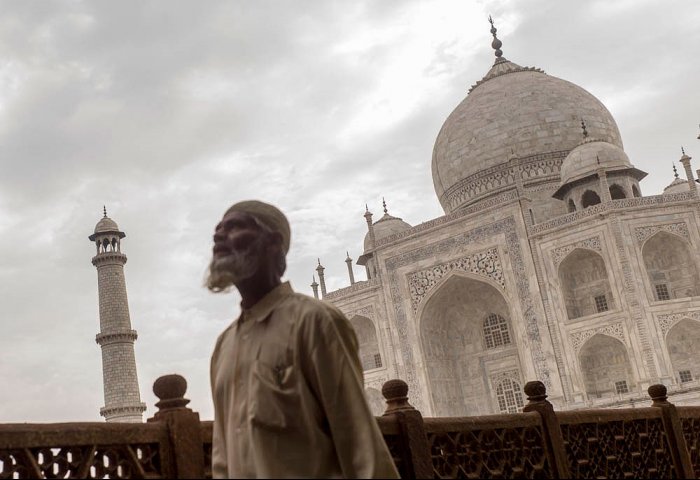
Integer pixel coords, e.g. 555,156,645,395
86,22,700,423
309,21,700,417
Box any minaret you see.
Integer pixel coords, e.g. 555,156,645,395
316,259,327,298
679,147,697,196
311,275,319,299
345,251,355,285
88,208,146,422
364,205,376,249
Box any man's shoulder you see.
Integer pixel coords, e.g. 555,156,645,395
211,321,236,359
285,291,345,317
283,292,352,332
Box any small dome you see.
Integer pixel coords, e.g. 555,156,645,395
559,139,632,185
364,213,411,251
664,177,689,195
94,216,120,234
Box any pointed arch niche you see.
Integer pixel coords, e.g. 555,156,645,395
349,315,382,371
666,319,700,384
579,334,635,399
558,248,614,320
419,274,517,417
642,232,699,301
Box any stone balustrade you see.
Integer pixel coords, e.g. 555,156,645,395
1,375,699,478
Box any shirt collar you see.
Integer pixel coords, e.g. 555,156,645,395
240,281,293,323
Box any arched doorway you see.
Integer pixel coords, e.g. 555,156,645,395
558,249,614,319
643,232,699,301
666,319,700,384
609,184,626,199
582,190,601,208
349,315,382,371
579,334,634,398
420,275,516,416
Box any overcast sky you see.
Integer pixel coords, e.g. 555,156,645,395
1,0,699,423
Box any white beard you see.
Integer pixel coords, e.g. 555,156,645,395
206,241,261,292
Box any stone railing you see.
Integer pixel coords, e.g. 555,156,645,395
530,191,696,236
1,376,698,478
323,277,380,300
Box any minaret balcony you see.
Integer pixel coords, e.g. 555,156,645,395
95,330,138,345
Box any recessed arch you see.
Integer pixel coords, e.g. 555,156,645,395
581,190,601,208
415,269,509,326
419,274,517,417
567,199,576,213
558,248,614,319
666,319,700,384
642,231,699,301
495,377,524,413
632,185,641,198
609,184,626,200
579,334,634,399
348,315,382,371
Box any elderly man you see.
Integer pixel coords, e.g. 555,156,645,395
207,200,399,479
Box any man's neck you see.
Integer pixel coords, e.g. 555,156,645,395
237,277,282,310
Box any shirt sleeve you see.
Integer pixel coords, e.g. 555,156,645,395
210,337,228,479
301,306,400,479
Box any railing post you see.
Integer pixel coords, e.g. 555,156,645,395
648,384,695,478
148,374,205,479
382,379,433,479
522,381,570,478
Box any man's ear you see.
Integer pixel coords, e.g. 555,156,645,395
267,231,284,249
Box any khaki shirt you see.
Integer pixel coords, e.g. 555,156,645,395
210,282,399,479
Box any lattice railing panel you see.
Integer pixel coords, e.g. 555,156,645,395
560,417,675,479
0,443,162,479
680,415,700,476
427,425,551,479
381,434,408,478
202,441,213,480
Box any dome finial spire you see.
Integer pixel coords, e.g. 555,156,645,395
103,205,107,218
673,163,679,179
581,119,589,139
382,197,388,214
682,146,686,156
488,15,505,63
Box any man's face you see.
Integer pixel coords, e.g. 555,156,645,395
206,211,266,292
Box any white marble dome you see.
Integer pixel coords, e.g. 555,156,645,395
664,176,689,195
560,139,632,185
432,59,623,213
94,216,120,234
364,213,411,251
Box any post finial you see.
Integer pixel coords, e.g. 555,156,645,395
673,163,679,179
488,15,504,62
103,205,107,218
682,146,686,156
581,119,589,139
382,197,388,215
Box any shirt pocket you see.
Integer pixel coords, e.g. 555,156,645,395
249,360,300,431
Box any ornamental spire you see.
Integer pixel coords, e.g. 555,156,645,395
488,15,505,63
581,119,589,139
673,163,679,179
103,205,107,218
382,197,388,215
